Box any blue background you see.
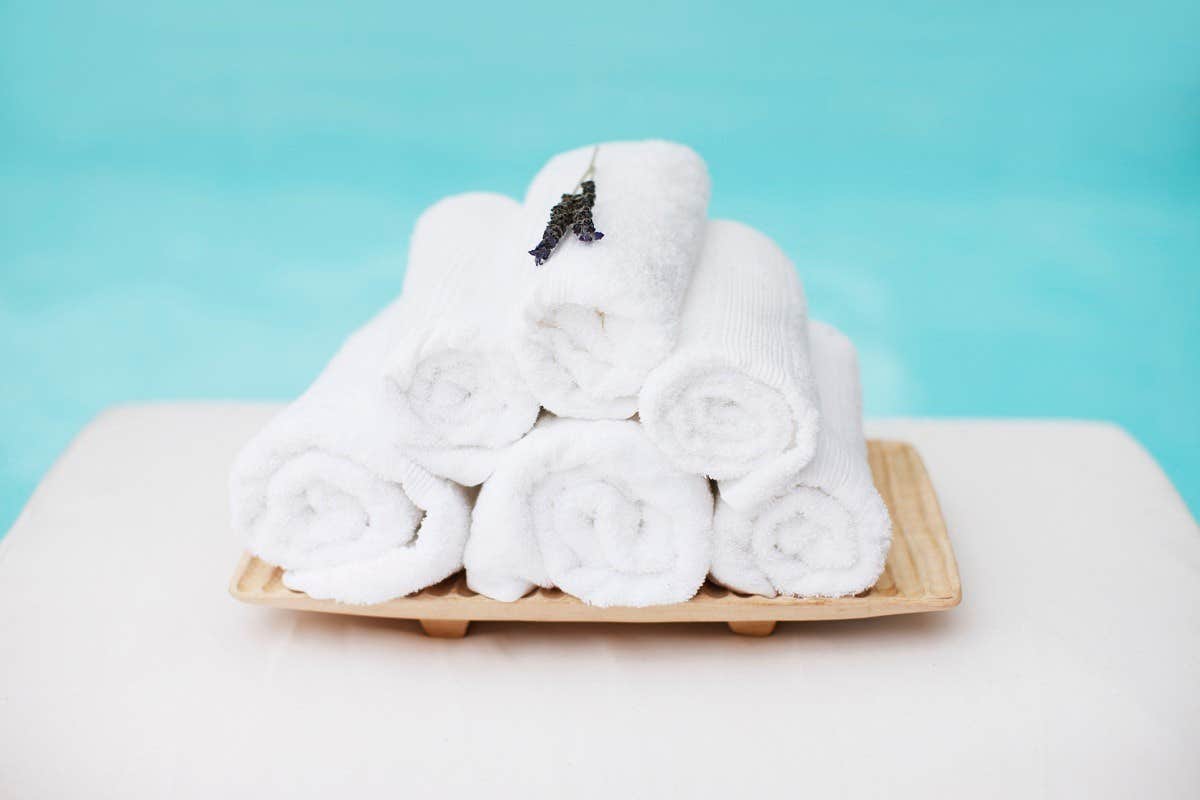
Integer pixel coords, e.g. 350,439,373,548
2,0,1198,534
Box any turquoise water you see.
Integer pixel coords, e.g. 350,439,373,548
2,1,1198,533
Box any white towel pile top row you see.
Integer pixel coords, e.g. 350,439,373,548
230,140,892,607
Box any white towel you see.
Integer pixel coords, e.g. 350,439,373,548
512,141,711,419
710,321,892,598
639,220,820,503
464,417,714,607
383,192,540,485
229,305,473,605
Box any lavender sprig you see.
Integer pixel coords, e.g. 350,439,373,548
527,147,604,266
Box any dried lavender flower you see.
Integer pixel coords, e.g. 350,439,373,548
529,193,580,266
571,179,603,242
527,147,605,266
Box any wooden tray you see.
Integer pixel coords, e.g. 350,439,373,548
230,440,961,637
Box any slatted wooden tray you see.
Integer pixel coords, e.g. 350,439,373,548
230,440,960,637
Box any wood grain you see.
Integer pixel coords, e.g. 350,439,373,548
229,440,961,636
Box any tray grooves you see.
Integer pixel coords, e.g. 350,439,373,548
872,565,898,597
236,555,275,595
896,444,932,596
452,573,475,597
261,568,286,595
911,446,957,599
880,442,929,599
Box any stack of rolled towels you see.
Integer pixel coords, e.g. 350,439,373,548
230,140,892,607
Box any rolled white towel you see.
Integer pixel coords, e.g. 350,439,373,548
383,192,541,485
512,140,711,419
710,321,892,598
464,417,714,607
229,305,472,605
639,219,820,503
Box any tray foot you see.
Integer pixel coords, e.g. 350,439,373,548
728,620,777,637
419,619,471,639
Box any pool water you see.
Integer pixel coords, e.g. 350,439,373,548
2,1,1198,534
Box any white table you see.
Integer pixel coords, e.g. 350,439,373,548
2,404,1197,799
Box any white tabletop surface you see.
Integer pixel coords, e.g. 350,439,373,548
1,404,1197,799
